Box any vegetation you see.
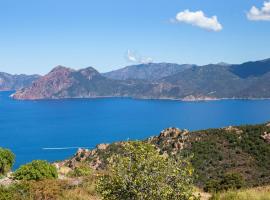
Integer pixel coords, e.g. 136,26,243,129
0,178,99,200
210,186,270,200
204,173,245,192
13,160,58,181
180,124,270,187
96,141,198,200
67,163,93,177
0,148,15,176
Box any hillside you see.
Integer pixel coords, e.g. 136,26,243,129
58,122,270,188
0,72,39,91
1,122,270,199
12,58,270,100
103,63,194,81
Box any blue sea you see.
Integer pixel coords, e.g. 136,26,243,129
1,91,270,169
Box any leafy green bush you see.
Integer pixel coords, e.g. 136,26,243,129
0,147,15,176
96,141,198,200
68,164,92,177
13,160,58,181
205,173,245,192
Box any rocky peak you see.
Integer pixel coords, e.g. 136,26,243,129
49,65,74,74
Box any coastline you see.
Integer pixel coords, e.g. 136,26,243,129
8,91,270,102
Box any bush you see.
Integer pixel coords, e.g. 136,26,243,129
205,173,245,192
13,160,58,181
68,164,93,177
0,147,15,176
96,141,198,200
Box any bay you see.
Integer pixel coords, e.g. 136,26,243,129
1,91,270,169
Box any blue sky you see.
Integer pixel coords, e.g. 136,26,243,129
0,0,270,75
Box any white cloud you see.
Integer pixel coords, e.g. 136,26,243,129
247,1,270,21
127,50,137,62
126,50,153,64
174,10,223,32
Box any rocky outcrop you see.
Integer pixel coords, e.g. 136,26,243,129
148,128,190,155
57,128,192,170
56,143,111,170
261,132,270,143
0,173,15,186
224,126,243,134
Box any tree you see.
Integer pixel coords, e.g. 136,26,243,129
96,141,198,200
13,160,58,181
0,147,15,176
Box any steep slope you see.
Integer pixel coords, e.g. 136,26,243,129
0,72,40,91
103,63,194,81
57,123,270,188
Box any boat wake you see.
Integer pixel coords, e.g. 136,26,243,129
42,147,91,150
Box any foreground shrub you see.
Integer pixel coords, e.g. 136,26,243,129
13,160,58,181
0,183,30,200
0,177,100,200
205,173,245,192
0,147,15,176
96,141,198,200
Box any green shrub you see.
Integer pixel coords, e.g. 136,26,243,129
68,164,93,177
96,141,198,200
13,160,58,181
0,147,15,176
205,173,245,192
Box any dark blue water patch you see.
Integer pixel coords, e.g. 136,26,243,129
1,91,270,169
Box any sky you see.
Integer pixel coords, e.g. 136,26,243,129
0,0,270,75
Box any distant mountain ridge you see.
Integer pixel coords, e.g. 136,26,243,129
230,59,270,78
0,72,40,91
103,63,195,81
11,58,270,100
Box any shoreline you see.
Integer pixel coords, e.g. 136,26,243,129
9,93,270,102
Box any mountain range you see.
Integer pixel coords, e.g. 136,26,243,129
9,58,270,100
0,72,40,91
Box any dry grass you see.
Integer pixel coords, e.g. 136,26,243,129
211,186,270,200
